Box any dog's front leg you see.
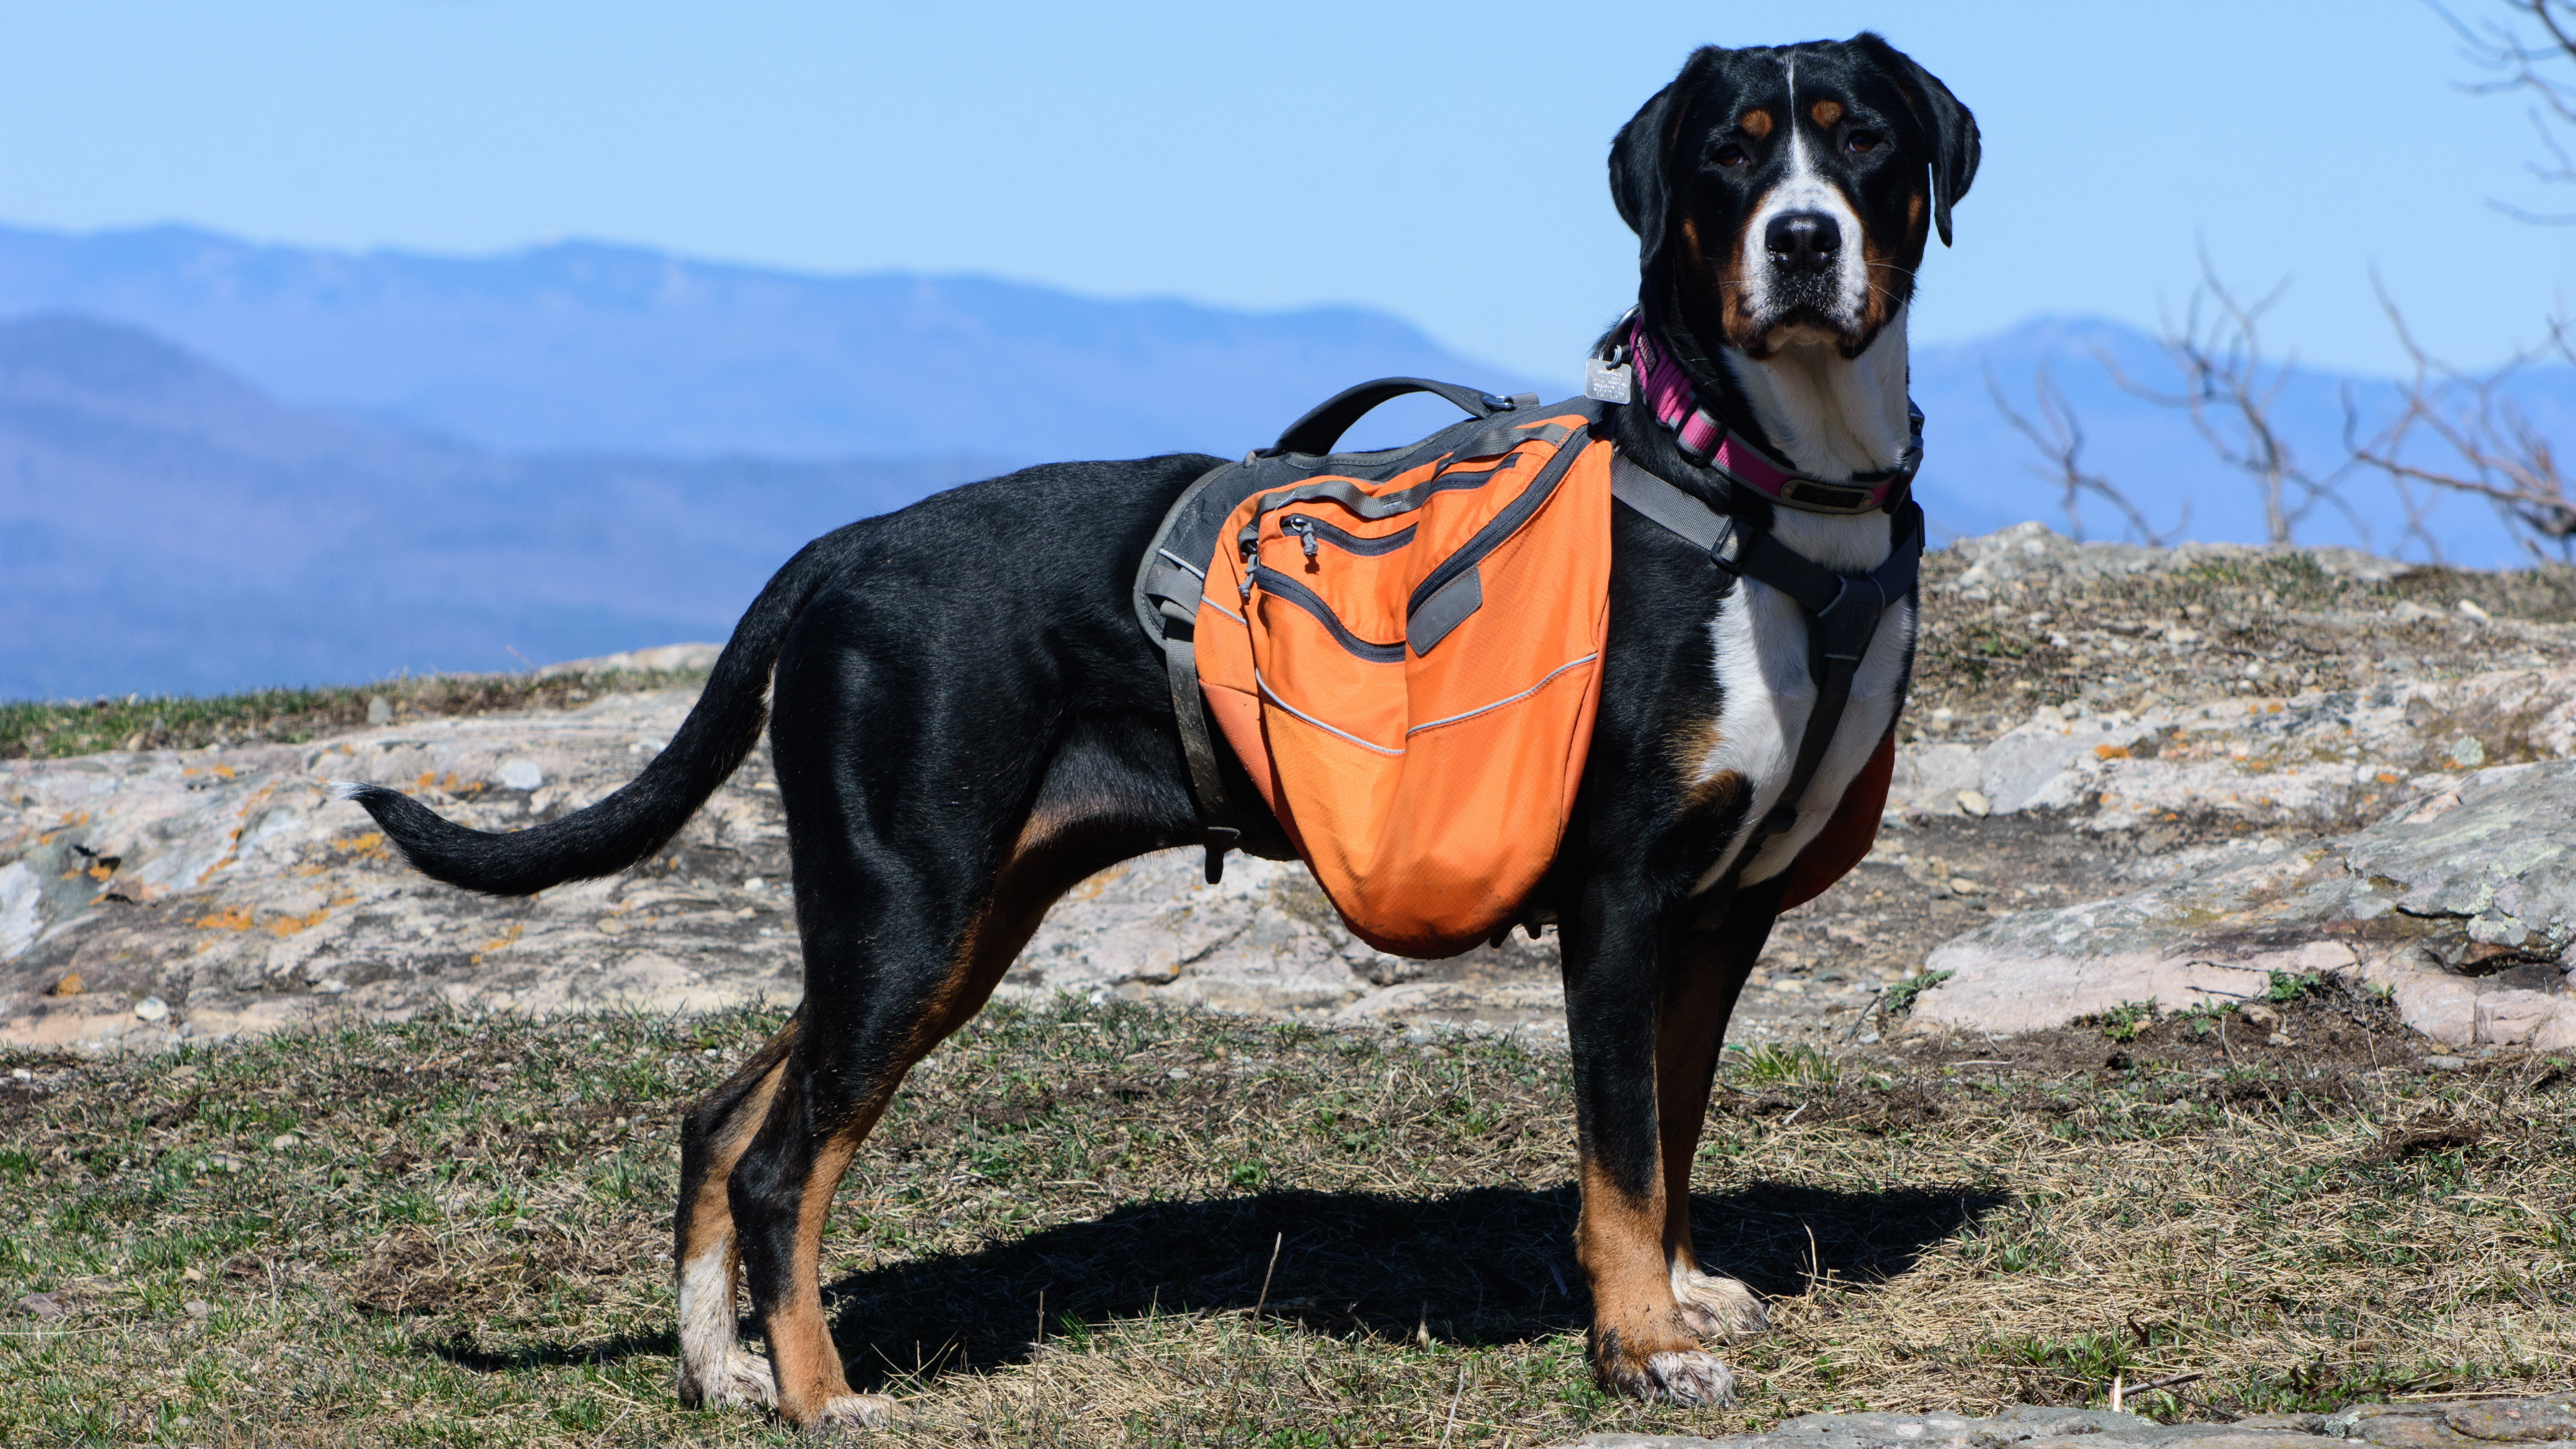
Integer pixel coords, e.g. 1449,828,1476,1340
1562,872,1739,1407
1653,885,1783,1345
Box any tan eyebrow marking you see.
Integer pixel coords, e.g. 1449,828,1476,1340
1810,99,1844,128
1738,108,1773,139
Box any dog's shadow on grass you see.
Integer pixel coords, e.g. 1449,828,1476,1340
819,1179,2007,1391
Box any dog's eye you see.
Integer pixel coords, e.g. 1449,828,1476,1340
1712,143,1748,169
1846,131,1883,155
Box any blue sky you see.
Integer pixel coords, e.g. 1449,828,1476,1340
0,0,2568,386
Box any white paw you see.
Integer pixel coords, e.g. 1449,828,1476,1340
816,1392,896,1429
1643,1349,1738,1406
681,1348,775,1410
1671,1267,1769,1341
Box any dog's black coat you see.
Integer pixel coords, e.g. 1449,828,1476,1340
348,32,1975,1422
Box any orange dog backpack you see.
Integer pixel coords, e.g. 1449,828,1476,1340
1135,380,1614,957
1135,376,1918,959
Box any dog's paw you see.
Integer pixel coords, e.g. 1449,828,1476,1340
1640,1349,1738,1406
1596,1328,1738,1407
1671,1267,1768,1342
678,1348,778,1410
815,1392,896,1430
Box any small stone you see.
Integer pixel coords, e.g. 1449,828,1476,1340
2242,1002,2280,1029
184,1298,212,1319
743,876,766,892
2426,1054,2468,1070
2449,735,2488,768
315,979,348,995
2448,1399,2576,1441
2267,1031,2294,1047
133,996,170,1022
1956,789,1992,818
2457,599,2492,621
182,1266,204,1283
497,758,543,791
269,1133,299,1151
366,695,394,725
18,1292,62,1318
47,973,82,997
1947,877,1986,896
9,1068,30,1081
1166,1066,1189,1080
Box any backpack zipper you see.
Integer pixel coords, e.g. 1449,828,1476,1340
1279,514,1416,562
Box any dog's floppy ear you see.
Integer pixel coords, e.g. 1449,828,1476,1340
1607,80,1682,278
1608,48,1727,282
1847,32,1980,247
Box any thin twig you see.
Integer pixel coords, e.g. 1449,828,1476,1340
1252,1231,1282,1324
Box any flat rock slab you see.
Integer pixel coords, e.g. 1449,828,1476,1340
1889,666,2576,831
1559,1397,2576,1449
1917,759,2576,1047
17,648,2576,1053
0,688,1557,1051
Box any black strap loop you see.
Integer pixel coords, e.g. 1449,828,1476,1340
1267,377,1518,457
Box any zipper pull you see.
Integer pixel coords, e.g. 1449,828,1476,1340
1239,538,1258,602
1284,515,1320,562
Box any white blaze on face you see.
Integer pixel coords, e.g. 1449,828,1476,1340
1740,53,1871,337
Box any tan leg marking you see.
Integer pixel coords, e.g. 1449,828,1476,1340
1578,1156,1737,1405
765,821,1107,1428
675,1024,796,1409
766,1119,881,1427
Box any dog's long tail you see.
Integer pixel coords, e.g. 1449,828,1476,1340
338,520,873,897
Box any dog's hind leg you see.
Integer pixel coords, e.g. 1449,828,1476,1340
672,1015,801,1411
1653,885,1785,1344
726,796,1135,1428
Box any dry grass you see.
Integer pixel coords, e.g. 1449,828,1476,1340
0,665,711,762
2,992,2570,1446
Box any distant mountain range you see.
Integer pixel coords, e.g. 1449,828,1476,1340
0,222,1542,462
0,222,2570,702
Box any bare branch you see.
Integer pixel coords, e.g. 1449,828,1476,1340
2348,275,2576,560
2435,0,2576,213
1985,363,2176,546
2105,246,2366,548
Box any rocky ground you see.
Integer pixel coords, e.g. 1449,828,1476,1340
7,526,2576,1055
1565,1397,2576,1449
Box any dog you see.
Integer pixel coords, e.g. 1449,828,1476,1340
344,32,1974,1427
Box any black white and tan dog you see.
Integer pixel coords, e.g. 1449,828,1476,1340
344,33,1975,1428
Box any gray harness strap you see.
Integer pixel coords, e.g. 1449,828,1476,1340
1610,460,1923,916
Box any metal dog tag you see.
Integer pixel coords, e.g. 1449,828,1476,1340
1584,358,1634,405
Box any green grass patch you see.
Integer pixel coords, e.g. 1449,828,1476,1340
2,1000,2569,1443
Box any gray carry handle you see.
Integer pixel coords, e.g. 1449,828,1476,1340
1267,377,1529,458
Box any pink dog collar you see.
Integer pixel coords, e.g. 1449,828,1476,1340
1626,325,1920,515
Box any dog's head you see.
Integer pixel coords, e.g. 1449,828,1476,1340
1612,34,1978,362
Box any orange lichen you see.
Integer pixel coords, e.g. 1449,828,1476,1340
266,908,330,938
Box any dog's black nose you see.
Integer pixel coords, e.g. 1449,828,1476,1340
1764,211,1841,273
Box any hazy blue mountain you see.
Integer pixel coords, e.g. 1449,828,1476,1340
3,219,2572,704
0,223,1546,462
0,313,1007,701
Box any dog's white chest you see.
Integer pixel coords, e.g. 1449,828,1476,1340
1687,519,1914,893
